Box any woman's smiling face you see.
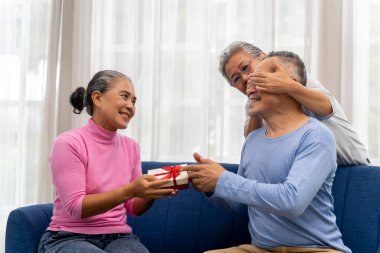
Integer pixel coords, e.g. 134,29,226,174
92,77,136,131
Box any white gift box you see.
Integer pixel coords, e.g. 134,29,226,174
147,164,189,190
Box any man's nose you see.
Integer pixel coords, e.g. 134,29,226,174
246,83,257,96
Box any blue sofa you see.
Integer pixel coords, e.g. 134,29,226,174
5,162,380,253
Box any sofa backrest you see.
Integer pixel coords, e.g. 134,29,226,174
5,163,380,253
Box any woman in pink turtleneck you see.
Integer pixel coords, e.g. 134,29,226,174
38,70,174,253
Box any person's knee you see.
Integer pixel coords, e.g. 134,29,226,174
104,236,149,253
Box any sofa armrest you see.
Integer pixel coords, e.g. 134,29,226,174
5,204,53,253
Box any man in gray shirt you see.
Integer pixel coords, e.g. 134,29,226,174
219,41,369,166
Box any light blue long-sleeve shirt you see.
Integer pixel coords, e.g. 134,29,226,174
209,117,351,253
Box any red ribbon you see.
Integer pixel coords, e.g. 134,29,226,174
153,165,182,187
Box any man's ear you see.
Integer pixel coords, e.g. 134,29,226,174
290,76,300,83
91,91,102,107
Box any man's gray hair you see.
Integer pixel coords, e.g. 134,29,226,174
267,51,307,86
218,41,263,83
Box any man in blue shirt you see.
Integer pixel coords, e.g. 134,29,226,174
183,51,351,253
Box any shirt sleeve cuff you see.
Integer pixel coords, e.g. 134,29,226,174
203,171,234,200
213,171,238,197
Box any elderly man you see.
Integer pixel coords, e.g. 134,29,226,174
219,41,369,166
184,51,351,253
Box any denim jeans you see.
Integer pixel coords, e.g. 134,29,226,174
38,230,150,253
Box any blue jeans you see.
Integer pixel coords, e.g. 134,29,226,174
38,230,150,253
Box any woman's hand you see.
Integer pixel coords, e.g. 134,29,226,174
128,175,176,199
130,175,177,216
248,57,298,94
81,175,176,219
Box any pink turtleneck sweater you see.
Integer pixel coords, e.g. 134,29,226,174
48,119,141,234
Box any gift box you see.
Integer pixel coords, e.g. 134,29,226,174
147,164,189,190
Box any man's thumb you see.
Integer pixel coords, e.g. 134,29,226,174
193,152,213,164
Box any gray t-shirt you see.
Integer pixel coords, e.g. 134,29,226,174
245,76,369,166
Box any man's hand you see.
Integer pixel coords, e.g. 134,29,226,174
248,57,298,94
182,152,225,192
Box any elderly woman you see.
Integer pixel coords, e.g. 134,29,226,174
38,70,174,253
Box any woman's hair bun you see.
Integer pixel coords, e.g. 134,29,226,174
69,87,86,114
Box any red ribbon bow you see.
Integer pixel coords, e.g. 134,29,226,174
154,165,182,187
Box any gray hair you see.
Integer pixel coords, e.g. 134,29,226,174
267,51,307,86
70,70,132,115
218,41,263,83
